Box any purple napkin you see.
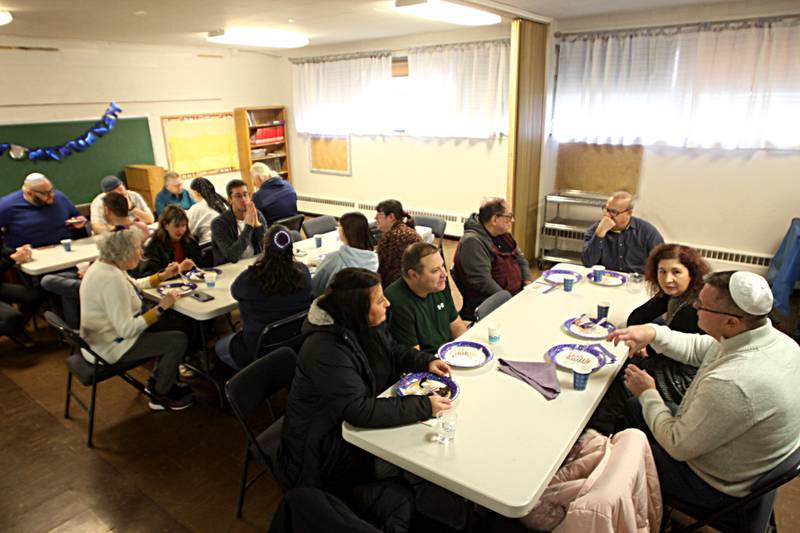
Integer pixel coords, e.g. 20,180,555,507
498,359,561,400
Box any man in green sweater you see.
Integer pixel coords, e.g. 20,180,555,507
610,271,800,511
385,242,468,352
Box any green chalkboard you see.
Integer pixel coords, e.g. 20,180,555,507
0,117,155,204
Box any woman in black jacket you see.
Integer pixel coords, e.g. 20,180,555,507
137,205,208,276
274,268,452,494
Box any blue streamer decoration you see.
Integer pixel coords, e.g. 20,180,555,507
0,102,123,162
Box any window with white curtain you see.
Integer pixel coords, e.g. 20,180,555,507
291,52,393,136
551,16,800,150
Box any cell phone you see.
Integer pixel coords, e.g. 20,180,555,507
190,291,215,302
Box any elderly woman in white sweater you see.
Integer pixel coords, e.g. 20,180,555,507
79,228,193,411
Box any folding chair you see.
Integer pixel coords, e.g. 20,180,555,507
256,310,308,361
44,311,155,448
274,214,305,232
665,445,800,533
226,347,297,518
474,290,512,322
302,215,337,238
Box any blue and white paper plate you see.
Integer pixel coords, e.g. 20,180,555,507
546,344,612,372
542,269,583,285
186,268,222,282
395,372,459,400
563,316,616,340
589,271,627,287
156,281,197,296
437,340,493,368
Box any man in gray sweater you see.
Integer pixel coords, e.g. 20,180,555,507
610,271,800,510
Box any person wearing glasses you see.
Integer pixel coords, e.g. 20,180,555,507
210,179,266,265
154,171,195,217
0,172,87,248
453,197,532,321
609,271,800,510
581,190,663,273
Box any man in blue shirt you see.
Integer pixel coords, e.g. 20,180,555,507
582,191,664,274
250,162,298,225
0,173,87,248
154,171,195,217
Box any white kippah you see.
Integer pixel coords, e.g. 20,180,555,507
729,271,773,316
24,172,48,185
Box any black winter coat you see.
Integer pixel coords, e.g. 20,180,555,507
136,235,208,277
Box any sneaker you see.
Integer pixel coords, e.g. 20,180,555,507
148,388,195,412
146,378,193,400
179,363,196,379
9,331,35,349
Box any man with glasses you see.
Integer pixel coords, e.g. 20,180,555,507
453,197,532,321
581,190,663,273
210,179,266,264
155,171,195,217
0,172,87,248
608,271,800,511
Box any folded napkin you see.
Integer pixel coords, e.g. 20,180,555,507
498,359,561,400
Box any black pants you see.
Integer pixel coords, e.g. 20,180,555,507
0,282,43,337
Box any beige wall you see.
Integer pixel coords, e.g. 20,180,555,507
540,0,800,258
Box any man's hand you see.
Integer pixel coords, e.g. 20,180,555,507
624,364,656,397
10,245,33,264
243,202,256,227
607,325,656,357
428,395,452,416
67,215,88,229
595,215,615,238
428,359,451,378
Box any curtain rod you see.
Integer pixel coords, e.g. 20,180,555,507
289,38,509,64
555,13,800,41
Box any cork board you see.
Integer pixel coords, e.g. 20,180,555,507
310,135,350,175
556,143,643,194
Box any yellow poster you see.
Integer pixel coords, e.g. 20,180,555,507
162,114,239,177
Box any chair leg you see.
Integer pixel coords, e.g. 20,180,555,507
87,374,99,448
236,449,251,519
64,372,73,419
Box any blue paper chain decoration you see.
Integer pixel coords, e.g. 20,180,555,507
0,102,123,162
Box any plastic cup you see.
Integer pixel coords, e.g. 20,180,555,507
205,271,217,289
60,239,72,252
76,261,90,274
597,301,610,320
563,275,575,292
487,325,501,344
314,235,323,248
592,265,606,282
627,272,644,293
436,410,458,444
573,363,592,391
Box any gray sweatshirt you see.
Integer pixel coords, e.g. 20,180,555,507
639,322,800,497
311,245,379,296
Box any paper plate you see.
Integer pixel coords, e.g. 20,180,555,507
563,316,616,340
546,344,609,372
437,340,493,369
156,282,197,296
542,269,583,285
395,372,459,400
185,268,222,282
589,271,627,287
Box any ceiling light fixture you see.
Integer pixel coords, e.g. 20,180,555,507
206,27,309,48
0,10,13,26
394,0,500,26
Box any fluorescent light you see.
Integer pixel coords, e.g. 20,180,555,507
0,10,13,26
394,0,500,26
206,27,309,49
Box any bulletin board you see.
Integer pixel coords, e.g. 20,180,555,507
556,143,643,195
161,113,239,178
310,135,350,175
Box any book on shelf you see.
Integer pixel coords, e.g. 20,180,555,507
253,125,285,145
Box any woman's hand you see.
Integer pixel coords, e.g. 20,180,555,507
161,262,180,280
158,289,181,310
428,359,451,377
178,258,195,273
429,395,452,416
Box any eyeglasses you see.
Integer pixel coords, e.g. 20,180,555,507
30,188,55,198
498,213,515,220
692,300,744,319
603,207,631,217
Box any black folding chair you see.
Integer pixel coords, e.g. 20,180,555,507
226,347,297,518
665,446,800,533
474,290,512,322
302,215,337,238
255,310,308,362
44,311,155,448
274,214,304,232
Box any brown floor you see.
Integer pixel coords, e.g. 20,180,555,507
2,238,799,532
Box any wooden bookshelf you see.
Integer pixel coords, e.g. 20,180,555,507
233,106,292,191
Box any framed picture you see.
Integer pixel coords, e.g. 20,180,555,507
309,134,351,176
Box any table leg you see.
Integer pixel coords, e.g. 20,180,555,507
183,320,224,408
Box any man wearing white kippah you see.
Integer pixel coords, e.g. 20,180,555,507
609,271,800,513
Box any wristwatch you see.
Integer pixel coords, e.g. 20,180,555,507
156,305,167,315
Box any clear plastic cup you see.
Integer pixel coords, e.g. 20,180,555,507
487,325,501,344
205,271,217,289
436,410,458,444
627,273,645,293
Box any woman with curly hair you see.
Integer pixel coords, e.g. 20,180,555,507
374,199,421,287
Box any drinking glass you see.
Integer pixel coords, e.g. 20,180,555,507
436,410,458,444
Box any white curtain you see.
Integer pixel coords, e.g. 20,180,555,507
292,54,393,135
405,40,509,139
552,18,800,150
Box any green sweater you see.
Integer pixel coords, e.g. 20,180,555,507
640,322,800,496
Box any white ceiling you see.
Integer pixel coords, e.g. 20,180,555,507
0,0,736,49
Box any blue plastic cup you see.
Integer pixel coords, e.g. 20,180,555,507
61,239,72,252
563,275,575,292
592,265,606,282
314,235,323,248
597,301,610,320
573,363,592,391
